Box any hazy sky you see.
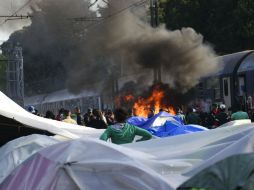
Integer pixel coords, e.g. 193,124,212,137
0,0,104,45
0,0,33,45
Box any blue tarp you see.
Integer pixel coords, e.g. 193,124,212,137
127,111,208,137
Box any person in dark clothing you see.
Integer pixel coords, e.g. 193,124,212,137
45,110,55,120
147,108,155,118
215,104,230,126
105,109,115,125
88,109,107,129
186,107,201,125
204,104,219,129
83,108,93,126
56,108,65,121
74,107,83,125
251,111,254,122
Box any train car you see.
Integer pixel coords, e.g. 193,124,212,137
24,89,102,115
197,50,254,111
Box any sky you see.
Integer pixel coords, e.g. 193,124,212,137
0,0,104,45
0,0,33,45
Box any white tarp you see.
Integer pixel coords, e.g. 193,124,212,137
1,122,254,190
180,153,254,189
0,134,59,184
0,138,173,190
0,91,102,139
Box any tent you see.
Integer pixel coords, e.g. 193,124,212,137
0,138,173,190
1,122,254,189
127,111,208,137
179,153,254,190
0,134,59,184
0,91,103,145
124,122,254,189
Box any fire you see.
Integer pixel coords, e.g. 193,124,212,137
133,85,176,117
124,94,134,102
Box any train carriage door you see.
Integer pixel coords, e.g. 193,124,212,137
238,76,246,96
222,77,231,109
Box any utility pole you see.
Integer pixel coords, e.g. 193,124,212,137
150,0,161,83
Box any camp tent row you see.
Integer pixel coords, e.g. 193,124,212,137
1,91,254,189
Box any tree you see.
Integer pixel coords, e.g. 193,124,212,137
161,0,254,54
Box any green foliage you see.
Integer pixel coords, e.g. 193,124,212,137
161,0,254,54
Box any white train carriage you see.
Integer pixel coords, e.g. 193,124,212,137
198,50,254,110
24,89,102,115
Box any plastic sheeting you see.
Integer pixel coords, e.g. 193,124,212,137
0,134,59,184
125,121,254,189
0,138,173,190
180,153,254,190
127,111,208,137
0,91,103,140
1,122,254,190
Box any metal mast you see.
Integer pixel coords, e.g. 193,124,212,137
4,43,24,106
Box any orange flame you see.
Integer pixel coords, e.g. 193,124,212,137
133,86,175,117
124,94,134,102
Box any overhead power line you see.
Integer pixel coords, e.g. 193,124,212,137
0,15,32,22
70,0,148,29
0,15,31,18
0,0,34,26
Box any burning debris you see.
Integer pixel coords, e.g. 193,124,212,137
133,84,176,117
115,83,196,117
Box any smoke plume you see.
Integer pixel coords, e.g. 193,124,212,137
4,0,219,97
66,0,219,93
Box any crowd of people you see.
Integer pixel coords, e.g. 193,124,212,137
176,103,254,129
27,106,152,145
26,103,254,145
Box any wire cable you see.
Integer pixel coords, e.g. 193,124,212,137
0,0,34,26
72,0,148,30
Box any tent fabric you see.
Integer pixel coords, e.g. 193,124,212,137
0,134,59,184
1,122,254,189
180,153,254,190
0,138,173,190
127,111,207,137
0,91,103,140
124,121,254,189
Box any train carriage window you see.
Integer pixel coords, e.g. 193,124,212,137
224,79,229,96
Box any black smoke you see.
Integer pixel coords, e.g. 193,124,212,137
4,0,219,98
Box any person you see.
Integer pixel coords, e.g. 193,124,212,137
215,104,230,126
204,104,219,129
105,109,115,125
56,108,65,121
251,110,254,122
45,110,55,120
88,109,107,129
186,107,201,125
62,110,77,124
100,108,152,144
74,107,83,125
83,108,93,126
147,108,155,118
211,103,220,115
27,105,36,114
176,107,186,124
231,105,249,120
